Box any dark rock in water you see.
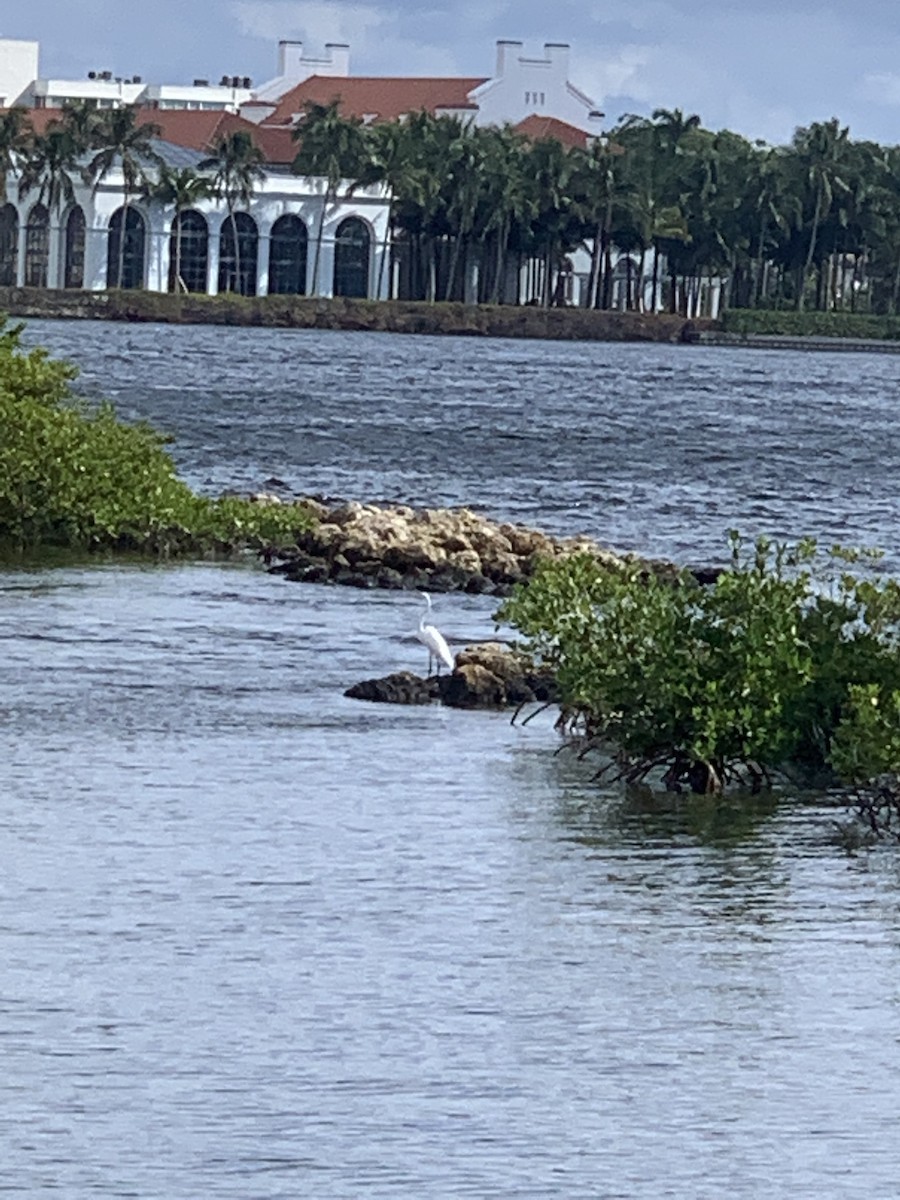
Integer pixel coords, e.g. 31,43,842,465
345,671,439,704
345,643,559,710
439,663,508,708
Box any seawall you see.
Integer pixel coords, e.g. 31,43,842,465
0,287,704,343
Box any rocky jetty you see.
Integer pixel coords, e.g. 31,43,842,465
269,498,666,596
345,642,558,709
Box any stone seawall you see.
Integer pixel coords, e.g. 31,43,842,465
0,287,706,344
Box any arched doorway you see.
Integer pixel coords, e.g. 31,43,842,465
268,214,308,295
168,210,209,293
64,206,86,289
24,204,50,288
0,204,19,287
107,206,146,289
333,217,370,298
218,213,258,296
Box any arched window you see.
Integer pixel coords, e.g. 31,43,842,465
64,206,86,289
218,212,258,297
0,203,19,287
107,206,146,289
268,214,308,295
24,204,50,288
169,210,209,293
333,217,370,298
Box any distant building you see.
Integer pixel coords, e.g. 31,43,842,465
247,39,603,146
0,37,38,108
0,131,390,300
0,35,602,140
0,35,637,308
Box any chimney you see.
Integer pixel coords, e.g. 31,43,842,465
277,39,305,80
325,43,350,76
544,42,570,75
495,40,523,76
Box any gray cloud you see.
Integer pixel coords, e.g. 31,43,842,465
5,0,900,143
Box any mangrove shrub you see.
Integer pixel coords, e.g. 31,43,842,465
497,534,900,795
0,318,312,554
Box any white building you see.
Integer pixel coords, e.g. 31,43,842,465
251,39,603,139
0,141,391,300
470,41,603,134
0,35,354,116
0,37,38,108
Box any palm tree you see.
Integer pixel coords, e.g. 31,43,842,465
18,123,82,285
353,120,419,299
146,165,214,292
18,124,81,212
476,125,530,304
792,118,851,310
85,106,162,288
443,121,487,301
0,107,29,198
59,99,101,154
292,99,367,295
199,130,265,294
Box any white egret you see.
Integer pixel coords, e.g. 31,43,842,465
416,591,454,676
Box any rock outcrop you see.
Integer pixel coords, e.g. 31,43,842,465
271,498,650,596
345,642,558,709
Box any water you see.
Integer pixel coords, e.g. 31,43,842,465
19,319,900,568
4,321,900,1197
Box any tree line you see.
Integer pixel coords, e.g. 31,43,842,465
2,98,900,312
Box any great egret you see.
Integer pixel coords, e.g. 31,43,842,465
416,591,454,676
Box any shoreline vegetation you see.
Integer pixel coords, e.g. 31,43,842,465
7,317,900,833
5,287,900,347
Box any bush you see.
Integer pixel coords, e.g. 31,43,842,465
720,309,900,340
0,317,312,555
497,534,900,795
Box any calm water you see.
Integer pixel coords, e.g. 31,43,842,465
4,321,900,1197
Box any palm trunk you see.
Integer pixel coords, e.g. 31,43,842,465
637,247,647,312
230,208,242,294
799,188,823,312
174,212,183,293
588,221,603,309
602,235,613,310
376,189,394,300
490,218,507,305
445,231,465,302
311,188,329,296
117,190,129,288
542,244,553,308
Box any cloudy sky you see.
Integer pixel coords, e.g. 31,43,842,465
5,0,900,145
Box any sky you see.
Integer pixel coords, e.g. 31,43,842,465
4,0,900,146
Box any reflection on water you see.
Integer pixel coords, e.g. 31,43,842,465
4,323,900,1196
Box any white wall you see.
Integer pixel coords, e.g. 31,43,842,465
0,38,39,106
469,41,603,134
2,168,391,300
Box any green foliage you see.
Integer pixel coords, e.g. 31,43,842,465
721,309,900,339
498,534,900,794
0,318,312,556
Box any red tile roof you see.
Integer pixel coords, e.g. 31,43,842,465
1,107,295,165
138,110,296,164
514,114,591,150
263,75,488,126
